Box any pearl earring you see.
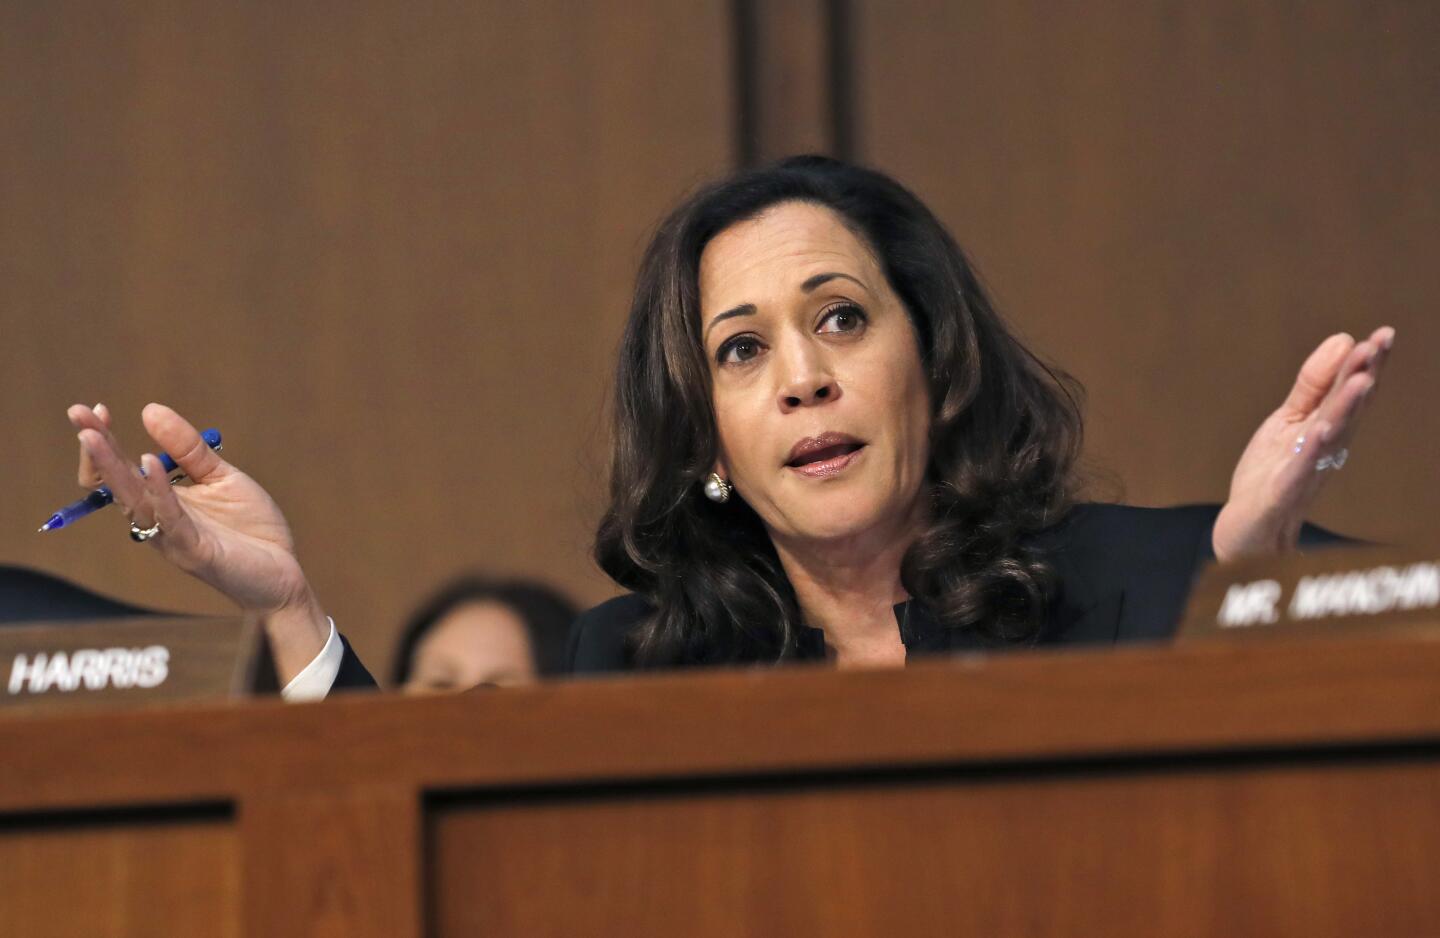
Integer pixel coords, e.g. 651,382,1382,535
702,472,733,503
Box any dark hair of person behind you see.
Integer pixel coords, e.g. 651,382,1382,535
391,578,578,686
594,155,1084,666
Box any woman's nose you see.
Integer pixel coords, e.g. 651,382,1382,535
777,348,841,412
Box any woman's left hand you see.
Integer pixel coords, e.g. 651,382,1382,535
1211,325,1394,562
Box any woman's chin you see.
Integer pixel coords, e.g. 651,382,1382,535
772,500,900,545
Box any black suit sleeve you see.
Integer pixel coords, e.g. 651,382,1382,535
1047,504,1355,645
333,635,379,689
0,566,153,624
568,593,652,674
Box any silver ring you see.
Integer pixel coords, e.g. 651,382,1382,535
1315,448,1349,473
129,520,162,542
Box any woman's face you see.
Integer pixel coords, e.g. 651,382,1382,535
404,601,539,692
699,201,931,549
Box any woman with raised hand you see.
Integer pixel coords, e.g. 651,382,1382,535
68,401,360,694
67,157,1392,691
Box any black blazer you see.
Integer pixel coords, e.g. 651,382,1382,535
335,503,1345,688
566,503,1348,672
0,565,152,624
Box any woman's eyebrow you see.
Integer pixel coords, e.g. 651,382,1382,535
704,273,866,340
801,271,866,292
704,303,756,341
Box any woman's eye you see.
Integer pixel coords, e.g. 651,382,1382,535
718,336,763,364
818,303,866,334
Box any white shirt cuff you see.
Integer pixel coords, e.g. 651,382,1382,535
280,617,343,702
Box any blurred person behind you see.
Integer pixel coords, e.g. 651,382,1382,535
391,577,577,691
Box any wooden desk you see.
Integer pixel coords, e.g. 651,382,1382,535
4,633,1440,937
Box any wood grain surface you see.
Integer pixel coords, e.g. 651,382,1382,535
242,785,422,938
854,0,1439,546
0,809,238,938
431,758,1440,937
741,0,839,162
3,634,1440,934
5,631,1440,808
0,1,733,679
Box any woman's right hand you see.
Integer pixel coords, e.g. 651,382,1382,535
69,402,330,679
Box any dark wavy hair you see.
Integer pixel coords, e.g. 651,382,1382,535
595,155,1083,666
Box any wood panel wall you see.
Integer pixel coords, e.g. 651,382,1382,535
3,1,1434,682
851,1,1439,544
0,2,733,677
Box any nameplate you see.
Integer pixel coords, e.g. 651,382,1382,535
0,615,274,712
1178,545,1440,640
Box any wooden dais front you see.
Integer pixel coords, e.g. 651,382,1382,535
4,631,1440,937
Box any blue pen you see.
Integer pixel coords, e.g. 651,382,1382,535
37,428,223,532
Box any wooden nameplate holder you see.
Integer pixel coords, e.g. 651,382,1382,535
1179,543,1440,640
0,614,275,712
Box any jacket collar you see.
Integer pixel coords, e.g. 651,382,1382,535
795,588,1126,661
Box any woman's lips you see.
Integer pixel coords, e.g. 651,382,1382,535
787,443,866,478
